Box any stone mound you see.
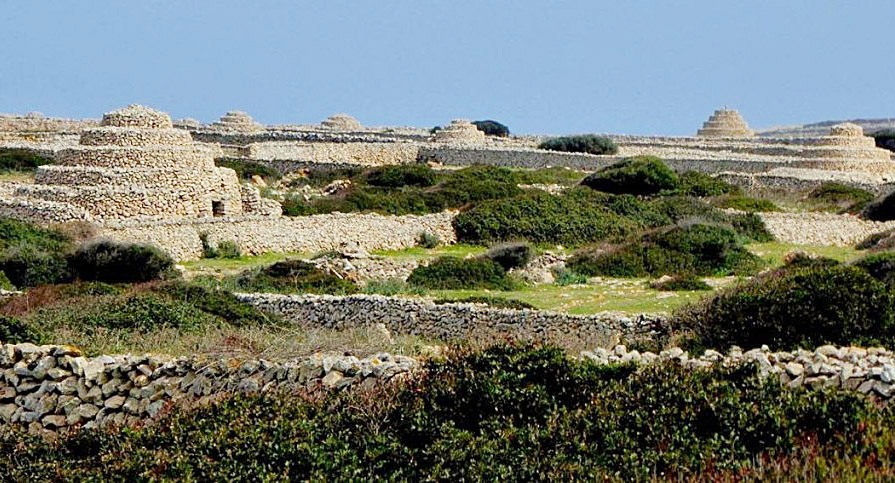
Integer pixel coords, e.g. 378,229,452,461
102,104,173,129
435,119,486,144
321,113,363,131
696,108,755,138
211,110,263,132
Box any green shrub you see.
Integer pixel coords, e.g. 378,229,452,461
871,128,895,152
215,159,282,182
852,252,895,287
407,256,513,290
675,264,895,350
433,296,536,310
0,246,72,288
651,274,712,291
0,315,43,344
581,156,678,196
483,241,533,270
783,252,840,269
68,240,174,284
416,231,440,249
515,167,588,185
806,182,874,213
856,229,895,250
235,259,358,295
0,149,51,171
649,196,774,242
552,266,588,285
472,120,510,137
155,281,274,327
453,190,640,245
437,165,522,204
711,195,780,212
2,345,877,480
0,270,13,290
215,240,241,259
567,223,762,278
673,171,741,197
862,191,895,221
538,135,618,155
366,164,437,188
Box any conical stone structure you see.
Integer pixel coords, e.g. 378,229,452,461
320,113,362,131
696,108,755,138
211,111,263,132
15,105,246,221
434,119,486,144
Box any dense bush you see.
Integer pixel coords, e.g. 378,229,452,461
215,159,282,182
68,240,174,284
483,241,533,270
234,259,358,295
433,296,536,310
0,218,73,287
872,128,895,152
711,195,780,212
0,270,12,290
783,251,840,269
673,171,741,197
454,190,640,245
538,134,618,155
648,196,774,242
861,191,895,221
407,256,513,290
675,264,895,351
155,281,275,327
0,315,43,344
852,252,895,287
366,164,437,188
650,274,712,291
416,231,440,249
0,148,51,171
0,345,878,480
472,120,510,137
581,156,679,196
567,223,762,278
215,240,241,259
806,182,874,213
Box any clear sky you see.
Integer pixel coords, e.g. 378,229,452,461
2,1,893,135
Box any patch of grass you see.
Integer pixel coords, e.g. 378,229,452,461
747,241,863,267
650,274,712,291
711,195,781,212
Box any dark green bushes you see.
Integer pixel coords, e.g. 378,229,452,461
0,345,878,480
872,128,895,152
453,189,640,245
581,156,678,195
674,171,741,197
407,256,514,290
68,240,174,284
567,223,762,278
366,164,437,188
852,252,895,287
483,242,532,270
675,264,895,351
416,231,440,248
862,191,895,221
538,134,618,155
0,218,73,287
0,315,43,344
234,259,358,294
807,182,874,213
711,195,780,212
156,281,275,327
0,149,51,171
472,120,510,137
649,196,774,241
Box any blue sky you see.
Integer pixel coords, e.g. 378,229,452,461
1,1,893,135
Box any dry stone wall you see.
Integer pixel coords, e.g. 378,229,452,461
99,211,457,261
247,141,421,165
757,211,895,246
0,343,416,436
236,293,668,345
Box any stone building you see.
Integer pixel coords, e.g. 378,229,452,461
434,119,486,144
696,108,755,138
10,105,270,222
210,111,263,132
320,113,363,131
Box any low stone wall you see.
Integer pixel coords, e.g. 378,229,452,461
99,211,457,261
419,146,621,170
583,344,895,400
247,141,421,166
0,343,416,436
758,212,895,246
236,293,668,345
718,170,895,195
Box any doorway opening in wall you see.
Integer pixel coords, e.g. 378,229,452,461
212,201,225,217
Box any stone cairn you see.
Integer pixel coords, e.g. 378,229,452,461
696,108,755,138
210,111,263,132
434,119,486,144
12,105,256,222
320,113,363,131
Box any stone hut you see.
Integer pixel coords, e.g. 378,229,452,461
321,113,363,131
211,111,263,132
434,119,486,144
696,108,755,138
13,105,258,221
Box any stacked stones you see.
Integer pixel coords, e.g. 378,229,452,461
173,118,201,130
321,113,363,131
696,108,755,138
435,119,486,144
582,344,895,400
0,342,417,435
211,111,263,132
11,105,250,222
